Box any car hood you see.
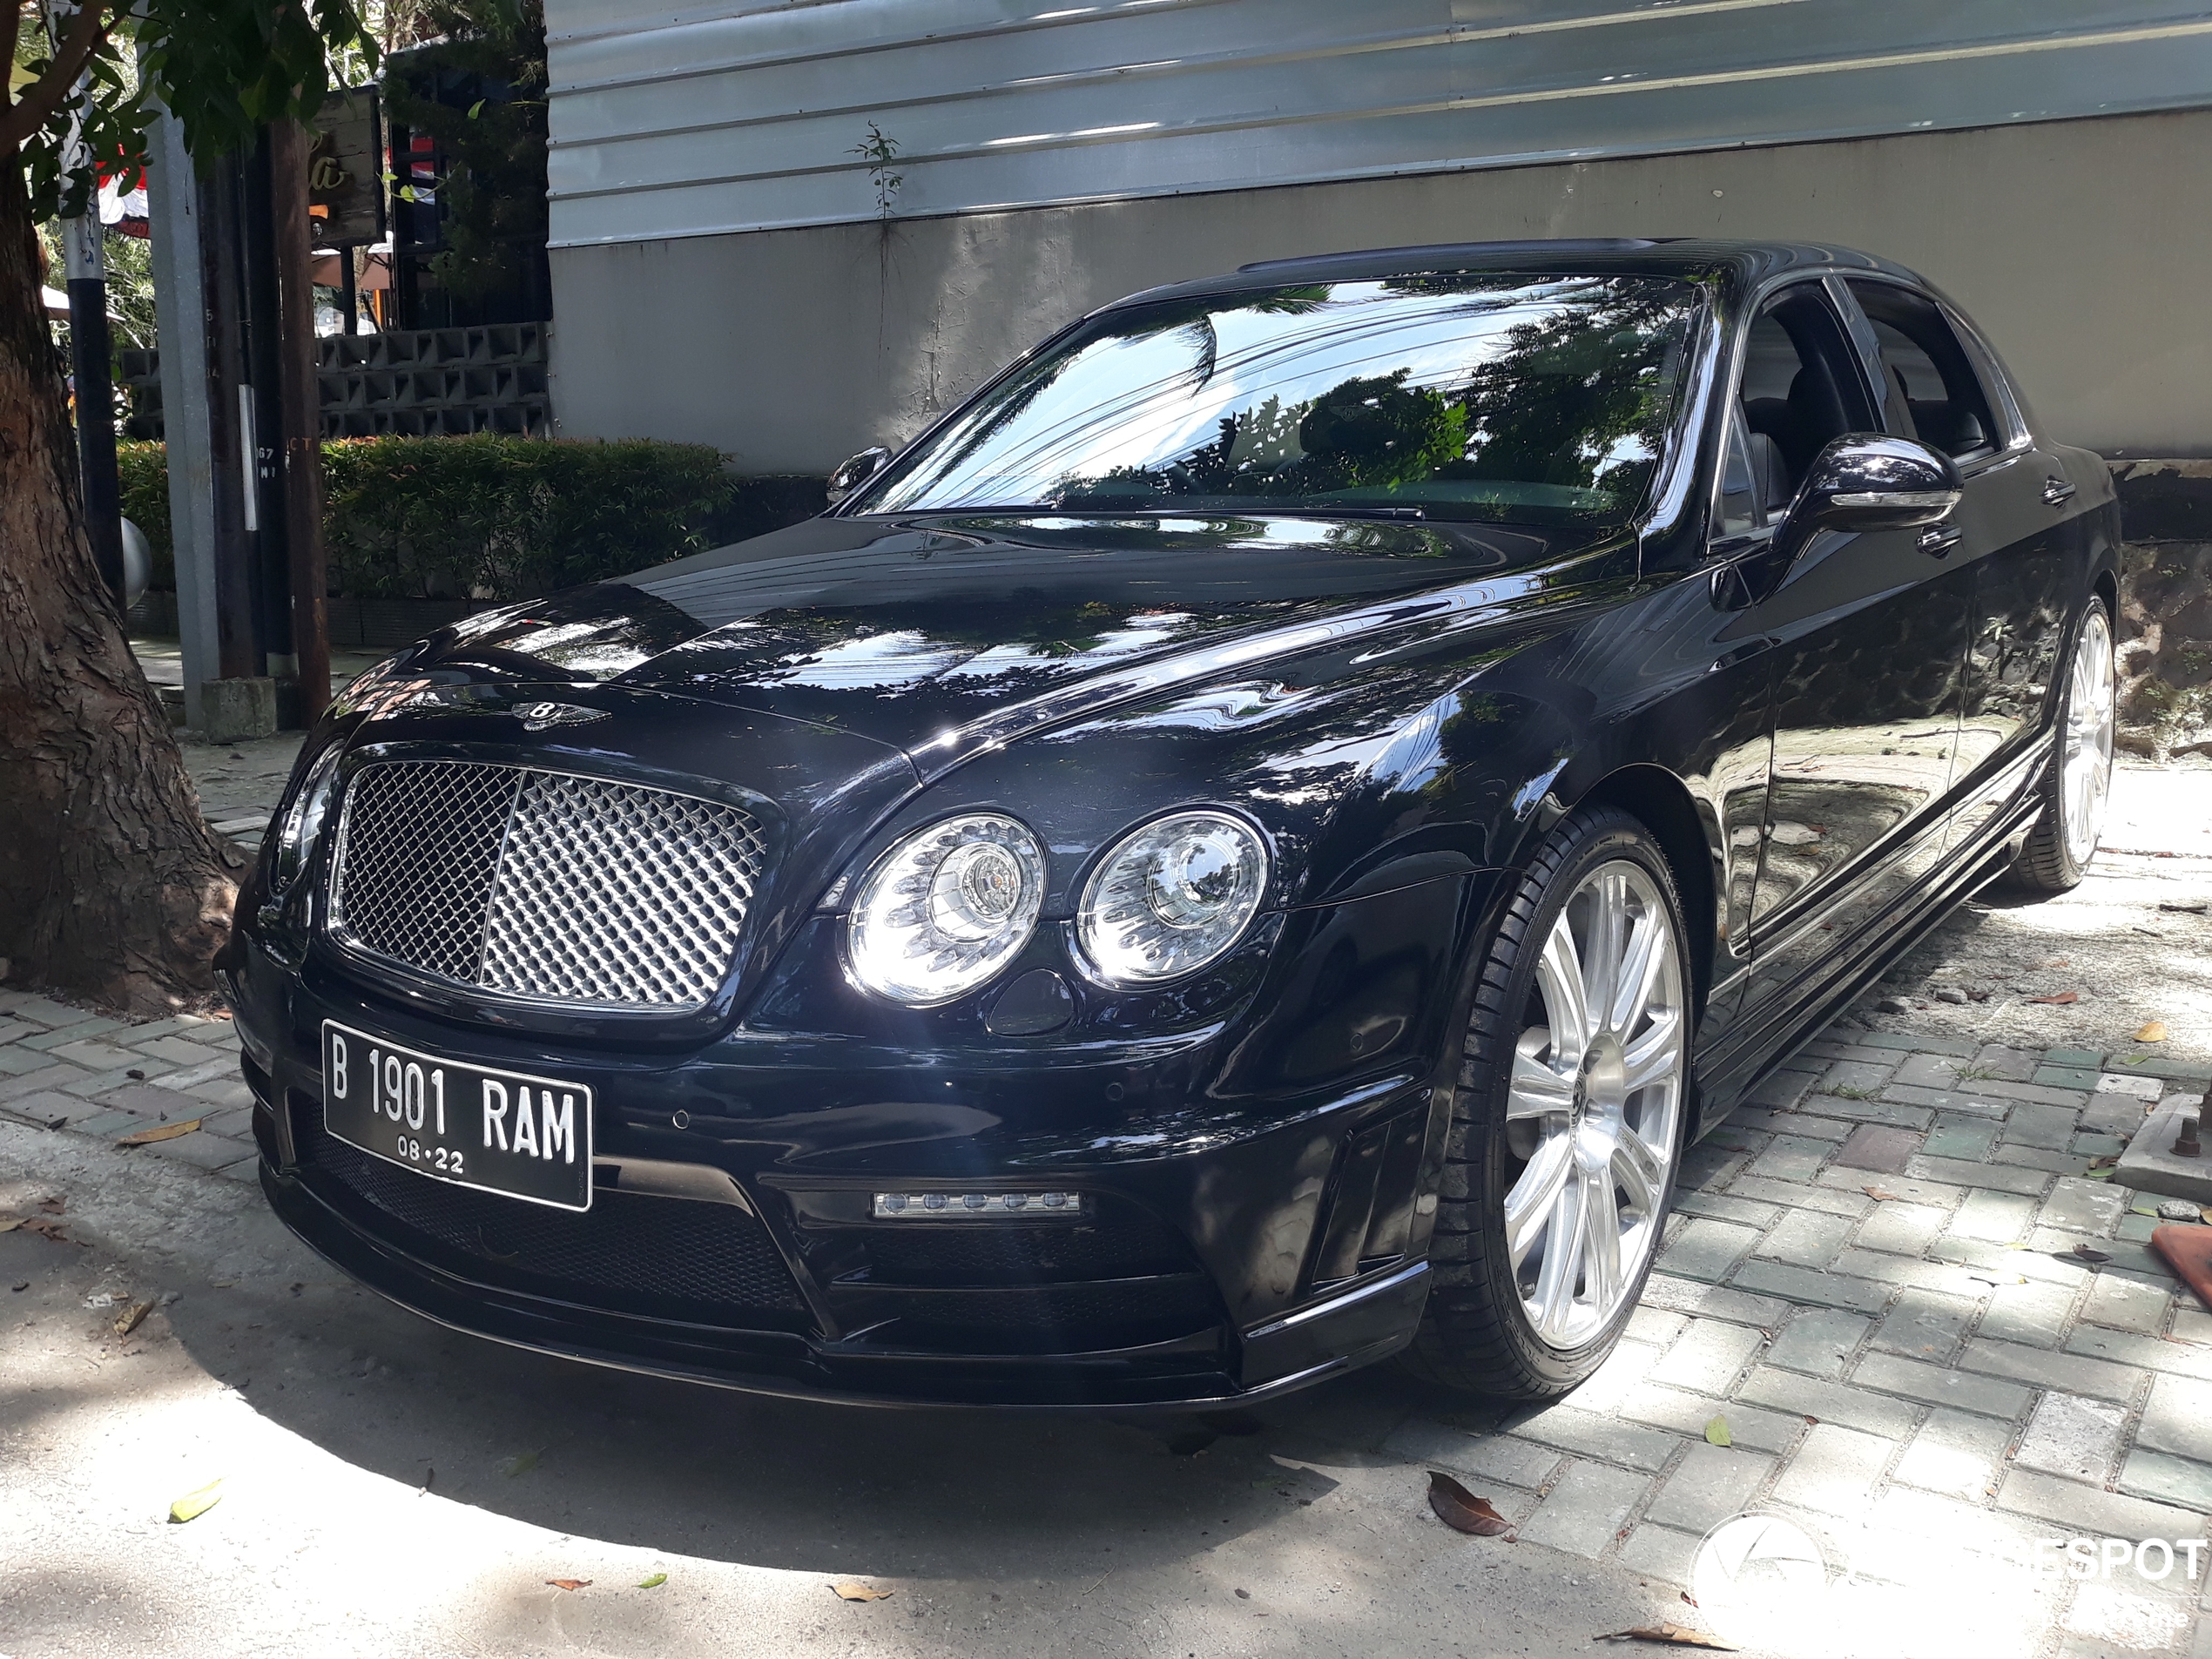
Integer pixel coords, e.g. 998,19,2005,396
406,511,1608,775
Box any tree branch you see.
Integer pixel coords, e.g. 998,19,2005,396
0,2,111,154
1,7,25,98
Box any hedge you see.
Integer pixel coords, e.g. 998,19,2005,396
116,435,826,602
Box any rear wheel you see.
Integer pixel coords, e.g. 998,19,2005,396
1406,808,1691,1398
2011,601,2114,894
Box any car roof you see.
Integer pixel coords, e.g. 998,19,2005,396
1109,239,1926,311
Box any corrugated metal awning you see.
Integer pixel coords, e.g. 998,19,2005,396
544,0,2212,247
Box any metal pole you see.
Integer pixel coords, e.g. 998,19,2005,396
143,100,222,729
60,213,124,603
239,132,293,694
271,118,330,724
199,153,261,684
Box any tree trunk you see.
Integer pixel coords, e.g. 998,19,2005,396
0,148,240,1015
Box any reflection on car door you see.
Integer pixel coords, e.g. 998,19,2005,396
1730,281,1973,1028
1844,279,2079,861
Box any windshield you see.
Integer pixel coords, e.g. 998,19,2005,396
854,272,1697,526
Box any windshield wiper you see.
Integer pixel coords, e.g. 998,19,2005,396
1262,504,1428,522
905,502,1433,523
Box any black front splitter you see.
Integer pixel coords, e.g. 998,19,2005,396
263,1163,1409,1412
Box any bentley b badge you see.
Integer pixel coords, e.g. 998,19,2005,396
515,702,610,732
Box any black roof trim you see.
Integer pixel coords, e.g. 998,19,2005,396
1236,239,1666,274
1107,239,1924,316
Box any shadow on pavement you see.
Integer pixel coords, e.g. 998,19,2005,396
148,1267,1457,1582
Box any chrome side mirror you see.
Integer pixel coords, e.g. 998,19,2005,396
1794,434,1963,533
826,446,893,507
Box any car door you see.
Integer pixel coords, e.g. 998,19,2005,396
1844,278,2080,861
1727,280,1974,1028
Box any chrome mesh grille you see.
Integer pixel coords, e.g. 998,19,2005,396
331,759,765,1009
333,762,519,982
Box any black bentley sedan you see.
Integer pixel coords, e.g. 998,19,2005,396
223,239,2118,1406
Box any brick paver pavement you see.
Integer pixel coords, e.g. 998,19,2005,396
9,986,2212,1652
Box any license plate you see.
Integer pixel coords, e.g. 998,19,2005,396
320,1020,593,1212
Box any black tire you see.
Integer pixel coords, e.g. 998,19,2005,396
2010,598,2115,895
1404,806,1693,1399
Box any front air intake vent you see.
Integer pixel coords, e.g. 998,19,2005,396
329,759,766,1010
1311,1108,1430,1291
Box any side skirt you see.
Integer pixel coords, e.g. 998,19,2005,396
1689,791,2045,1132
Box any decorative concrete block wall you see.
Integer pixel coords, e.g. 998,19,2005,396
2113,463,2212,759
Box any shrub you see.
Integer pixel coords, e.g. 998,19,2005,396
118,440,175,589
113,436,825,603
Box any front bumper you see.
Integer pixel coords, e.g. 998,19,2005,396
230,900,1461,1408
262,1157,1429,1408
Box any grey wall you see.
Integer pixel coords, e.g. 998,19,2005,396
549,109,2212,470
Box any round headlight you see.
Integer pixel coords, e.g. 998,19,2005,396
1076,811,1269,988
269,744,345,895
846,813,1046,1006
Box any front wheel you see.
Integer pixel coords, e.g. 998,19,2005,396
1406,808,1692,1398
2011,600,2115,894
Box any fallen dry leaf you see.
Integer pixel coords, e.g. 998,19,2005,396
1863,1187,1898,1202
169,1479,223,1524
2026,991,2080,1006
113,1300,153,1337
37,1197,62,1213
1704,1415,1732,1447
2088,1156,2121,1170
1598,1623,1736,1649
116,1118,204,1147
832,1581,894,1602
1426,1470,1512,1536
17,1217,77,1244
546,1579,590,1592
0,1217,23,1232
2136,1021,2170,1043
637,1572,667,1588
2064,1245,2112,1264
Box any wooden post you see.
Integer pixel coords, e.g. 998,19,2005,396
269,118,328,723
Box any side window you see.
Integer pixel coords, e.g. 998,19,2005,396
1943,305,2030,445
1715,407,1760,537
1729,285,1874,525
1845,280,2000,461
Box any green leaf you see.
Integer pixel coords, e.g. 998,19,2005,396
1703,1415,1731,1447
503,1449,541,1478
637,1573,667,1589
468,99,486,119
169,1478,224,1523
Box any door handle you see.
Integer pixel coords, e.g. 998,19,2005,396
2042,475,2078,506
1917,523,1963,558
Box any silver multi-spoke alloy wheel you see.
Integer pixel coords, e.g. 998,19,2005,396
1502,860,1686,1348
2060,606,2115,870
